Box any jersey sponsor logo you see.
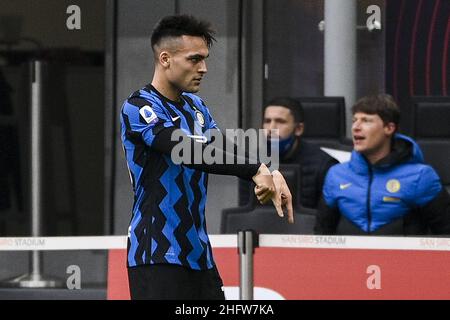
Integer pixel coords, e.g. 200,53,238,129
339,183,352,190
195,111,205,126
386,179,401,193
139,105,158,124
171,115,180,122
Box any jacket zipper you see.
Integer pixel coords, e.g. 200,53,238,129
367,166,373,234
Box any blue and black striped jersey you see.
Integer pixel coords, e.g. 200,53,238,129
120,84,220,270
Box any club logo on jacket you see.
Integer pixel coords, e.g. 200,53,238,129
386,179,401,193
195,111,205,126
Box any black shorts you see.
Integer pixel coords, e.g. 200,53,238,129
127,263,226,300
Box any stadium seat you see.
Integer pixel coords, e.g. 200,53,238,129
295,96,349,149
412,97,450,189
412,96,450,138
221,205,316,234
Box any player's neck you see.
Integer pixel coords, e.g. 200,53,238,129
151,76,181,102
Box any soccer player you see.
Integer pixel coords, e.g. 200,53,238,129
120,15,293,299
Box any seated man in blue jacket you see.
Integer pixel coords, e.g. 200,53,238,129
239,97,339,209
314,94,450,235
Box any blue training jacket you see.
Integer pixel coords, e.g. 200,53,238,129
322,134,442,233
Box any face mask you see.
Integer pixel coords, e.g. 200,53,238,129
268,134,296,157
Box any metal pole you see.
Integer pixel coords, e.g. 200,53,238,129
324,0,357,138
238,230,258,300
1,61,62,288
30,60,43,279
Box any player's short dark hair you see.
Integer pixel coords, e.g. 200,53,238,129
265,97,304,123
151,15,216,51
352,94,400,127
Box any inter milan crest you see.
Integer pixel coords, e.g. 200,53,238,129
195,111,205,127
386,179,401,193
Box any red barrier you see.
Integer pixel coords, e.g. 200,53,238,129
107,249,130,300
107,247,450,300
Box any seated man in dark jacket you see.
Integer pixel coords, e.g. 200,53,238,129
314,94,450,235
240,97,339,209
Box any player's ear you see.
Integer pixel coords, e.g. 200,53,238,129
159,51,170,68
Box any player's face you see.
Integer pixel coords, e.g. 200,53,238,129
166,35,209,94
352,112,395,162
263,106,296,139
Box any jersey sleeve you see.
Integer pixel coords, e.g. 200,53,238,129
121,97,175,147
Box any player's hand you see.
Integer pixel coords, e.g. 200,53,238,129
271,170,294,224
252,164,287,219
252,163,275,205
